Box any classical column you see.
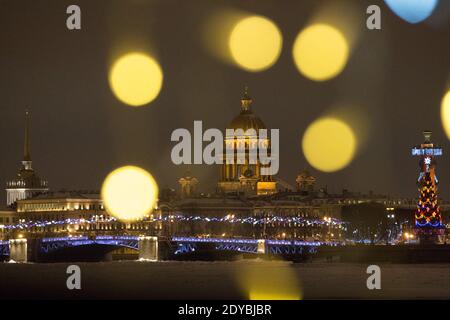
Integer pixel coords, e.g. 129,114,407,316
9,238,27,262
138,236,158,261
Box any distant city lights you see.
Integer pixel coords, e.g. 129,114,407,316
0,214,346,231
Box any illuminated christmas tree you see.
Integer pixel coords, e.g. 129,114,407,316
416,171,441,228
412,130,444,243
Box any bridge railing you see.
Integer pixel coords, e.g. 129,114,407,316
96,235,139,241
41,235,140,243
172,236,339,247
171,237,259,244
42,236,89,242
266,239,339,247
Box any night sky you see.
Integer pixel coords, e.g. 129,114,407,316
0,0,449,202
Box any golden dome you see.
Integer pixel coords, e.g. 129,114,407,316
228,87,266,131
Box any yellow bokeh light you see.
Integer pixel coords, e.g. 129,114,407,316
292,24,349,81
238,263,302,300
441,90,450,139
302,117,356,172
229,16,282,72
250,291,300,300
101,166,158,221
109,52,163,106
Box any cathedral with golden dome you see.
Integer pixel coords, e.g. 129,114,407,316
3,89,450,247
1,91,348,243
217,87,277,196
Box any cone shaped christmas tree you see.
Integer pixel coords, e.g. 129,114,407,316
412,130,444,243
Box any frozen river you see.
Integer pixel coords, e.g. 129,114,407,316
1,260,450,299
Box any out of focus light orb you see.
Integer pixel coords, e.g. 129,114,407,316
101,166,159,221
239,263,302,300
292,24,349,81
229,16,282,72
250,289,301,300
109,53,163,107
384,0,439,24
302,118,356,172
441,90,450,139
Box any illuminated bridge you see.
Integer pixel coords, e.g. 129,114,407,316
172,236,338,255
0,235,158,262
0,235,339,262
39,235,140,254
0,240,8,257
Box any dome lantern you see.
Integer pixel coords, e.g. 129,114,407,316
228,86,266,131
240,86,253,112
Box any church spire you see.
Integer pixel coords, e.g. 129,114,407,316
240,85,253,111
6,109,48,206
24,109,31,161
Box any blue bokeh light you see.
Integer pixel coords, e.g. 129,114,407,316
384,0,439,24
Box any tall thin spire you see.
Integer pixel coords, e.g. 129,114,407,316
23,109,31,162
423,130,432,143
240,85,253,111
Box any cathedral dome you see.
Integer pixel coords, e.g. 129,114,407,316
227,88,266,131
229,111,266,131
